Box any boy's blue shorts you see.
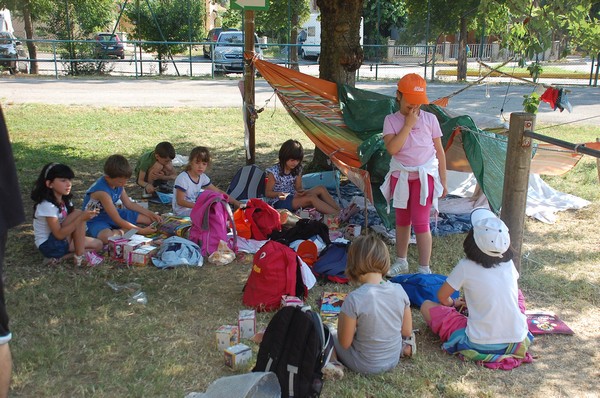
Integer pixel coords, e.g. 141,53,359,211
87,209,139,238
273,194,295,211
38,234,70,259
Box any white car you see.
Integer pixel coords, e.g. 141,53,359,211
213,31,264,74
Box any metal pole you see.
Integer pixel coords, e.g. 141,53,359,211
424,0,431,79
188,0,192,77
287,0,291,67
501,112,535,272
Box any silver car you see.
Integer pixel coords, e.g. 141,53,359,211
212,31,264,74
0,31,27,74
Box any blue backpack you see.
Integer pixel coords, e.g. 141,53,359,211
391,273,459,307
311,242,349,284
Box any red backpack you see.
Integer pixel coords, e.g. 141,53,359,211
243,240,307,312
189,190,237,256
243,199,282,240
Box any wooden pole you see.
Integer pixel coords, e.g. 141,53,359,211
597,138,600,183
244,10,256,165
501,112,535,272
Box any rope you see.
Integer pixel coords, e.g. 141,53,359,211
535,115,600,130
499,62,516,121
454,124,592,154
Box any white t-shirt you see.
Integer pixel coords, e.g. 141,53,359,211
33,200,68,247
446,258,528,344
172,171,211,216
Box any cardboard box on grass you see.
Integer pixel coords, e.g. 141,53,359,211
224,343,252,370
238,310,256,339
123,235,154,265
107,229,138,261
129,245,158,267
216,325,239,351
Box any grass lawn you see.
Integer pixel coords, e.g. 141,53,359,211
2,104,600,397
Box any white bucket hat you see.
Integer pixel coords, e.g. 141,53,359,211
470,208,510,258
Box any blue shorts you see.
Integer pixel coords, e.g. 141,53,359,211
38,234,70,259
87,209,139,238
273,194,295,211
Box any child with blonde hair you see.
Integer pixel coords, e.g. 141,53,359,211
323,234,414,379
172,146,240,216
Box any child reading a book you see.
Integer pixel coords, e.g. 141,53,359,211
420,208,534,370
323,234,414,380
265,140,341,216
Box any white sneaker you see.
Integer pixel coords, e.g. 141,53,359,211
387,258,409,278
417,265,432,274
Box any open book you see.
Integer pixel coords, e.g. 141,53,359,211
526,311,574,335
320,292,347,329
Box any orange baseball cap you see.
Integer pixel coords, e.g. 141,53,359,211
397,73,429,104
297,240,318,266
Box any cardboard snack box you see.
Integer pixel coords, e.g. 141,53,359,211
224,343,252,370
128,245,158,267
216,325,239,351
238,310,256,340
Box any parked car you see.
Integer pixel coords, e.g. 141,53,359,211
203,27,239,59
0,31,27,74
213,31,265,74
94,32,125,59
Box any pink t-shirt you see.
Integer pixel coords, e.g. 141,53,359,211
382,110,442,167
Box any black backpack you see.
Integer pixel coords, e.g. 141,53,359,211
271,219,331,246
253,305,333,398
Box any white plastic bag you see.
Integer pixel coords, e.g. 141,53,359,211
208,240,235,265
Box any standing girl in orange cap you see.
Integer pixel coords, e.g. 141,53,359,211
381,73,447,277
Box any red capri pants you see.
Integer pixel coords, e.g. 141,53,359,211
390,175,434,234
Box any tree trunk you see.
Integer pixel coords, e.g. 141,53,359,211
457,16,468,81
308,0,364,171
316,0,364,84
290,11,299,72
22,1,38,74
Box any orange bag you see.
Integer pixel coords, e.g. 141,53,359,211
233,208,252,239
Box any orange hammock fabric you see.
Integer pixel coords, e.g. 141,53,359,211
252,57,373,203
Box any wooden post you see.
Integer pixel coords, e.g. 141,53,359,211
596,138,600,183
244,10,256,165
501,112,535,272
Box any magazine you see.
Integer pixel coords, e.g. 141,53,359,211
525,310,574,335
320,291,347,329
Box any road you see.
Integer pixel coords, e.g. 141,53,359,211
2,77,598,127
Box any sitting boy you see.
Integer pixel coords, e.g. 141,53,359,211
83,154,161,244
135,141,177,198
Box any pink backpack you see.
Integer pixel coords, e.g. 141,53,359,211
189,190,237,256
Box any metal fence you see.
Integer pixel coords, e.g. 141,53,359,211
4,38,599,86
